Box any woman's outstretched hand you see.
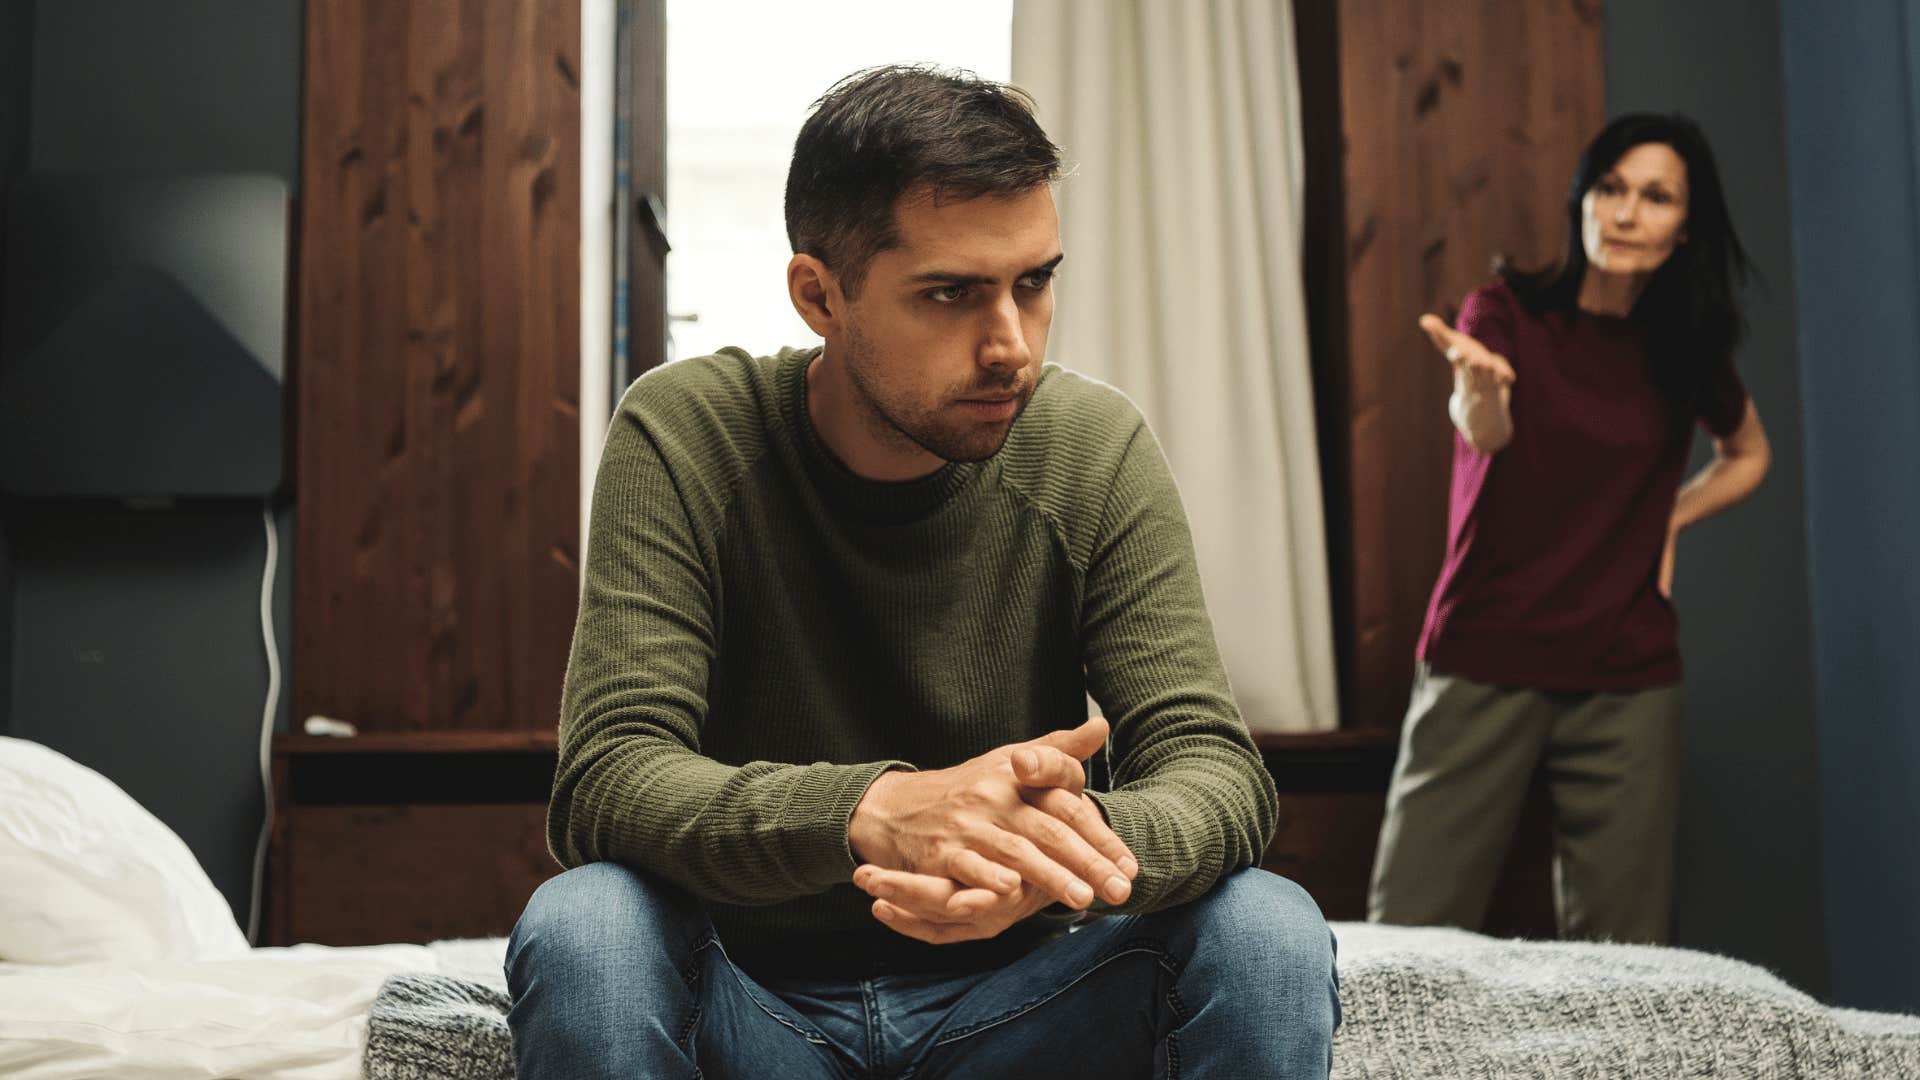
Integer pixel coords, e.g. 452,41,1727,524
1421,314,1516,453
1418,314,1516,388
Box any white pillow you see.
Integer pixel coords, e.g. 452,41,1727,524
0,736,250,964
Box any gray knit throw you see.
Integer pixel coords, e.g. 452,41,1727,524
1331,922,1920,1078
360,925,1920,1079
362,972,511,1080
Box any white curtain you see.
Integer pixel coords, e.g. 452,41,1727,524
1013,0,1337,732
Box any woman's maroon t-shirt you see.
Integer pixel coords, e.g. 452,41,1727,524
1415,280,1749,691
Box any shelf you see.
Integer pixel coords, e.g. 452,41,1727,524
1252,728,1397,752
266,729,561,946
273,729,559,755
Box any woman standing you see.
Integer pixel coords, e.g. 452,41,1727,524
1367,113,1773,944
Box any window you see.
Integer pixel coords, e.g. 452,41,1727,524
663,0,1014,362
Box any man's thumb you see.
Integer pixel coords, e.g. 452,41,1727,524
1035,716,1110,760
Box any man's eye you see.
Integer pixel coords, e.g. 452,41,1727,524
1019,271,1054,290
929,285,967,303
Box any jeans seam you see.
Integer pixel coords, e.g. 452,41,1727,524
699,936,833,1046
930,940,1176,1047
862,977,881,1075
1161,955,1189,1080
677,934,707,1057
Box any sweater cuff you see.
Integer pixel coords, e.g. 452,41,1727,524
1084,788,1170,911
783,760,914,891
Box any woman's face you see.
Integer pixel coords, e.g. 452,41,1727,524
1581,142,1691,276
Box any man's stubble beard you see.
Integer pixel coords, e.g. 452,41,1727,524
840,321,1030,465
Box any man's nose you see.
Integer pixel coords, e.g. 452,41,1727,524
979,293,1029,372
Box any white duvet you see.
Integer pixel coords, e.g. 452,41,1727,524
0,737,462,1078
0,942,444,1080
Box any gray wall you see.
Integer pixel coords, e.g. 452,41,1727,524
3,0,305,930
1778,0,1920,1014
7,508,294,931
0,2,31,185
1605,0,1830,997
0,0,33,737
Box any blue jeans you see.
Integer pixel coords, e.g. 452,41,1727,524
506,864,1339,1079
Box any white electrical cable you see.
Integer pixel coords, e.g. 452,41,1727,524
247,503,281,945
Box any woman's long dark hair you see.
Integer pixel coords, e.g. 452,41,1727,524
1501,112,1754,405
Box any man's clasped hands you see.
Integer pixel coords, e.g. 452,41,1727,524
848,717,1138,944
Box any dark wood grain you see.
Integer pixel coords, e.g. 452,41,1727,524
1318,0,1606,728
264,752,293,946
1293,0,1358,733
286,803,554,945
294,0,582,733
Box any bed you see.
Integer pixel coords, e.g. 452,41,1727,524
7,736,1919,1078
10,927,1919,1079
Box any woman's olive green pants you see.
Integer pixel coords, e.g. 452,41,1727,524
1368,664,1683,944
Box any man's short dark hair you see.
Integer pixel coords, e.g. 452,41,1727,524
784,65,1063,298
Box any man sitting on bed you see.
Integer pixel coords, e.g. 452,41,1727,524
505,64,1339,1079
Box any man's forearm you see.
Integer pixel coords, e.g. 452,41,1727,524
549,726,904,906
1077,418,1280,914
1088,752,1278,914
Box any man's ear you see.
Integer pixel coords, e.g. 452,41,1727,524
787,253,840,338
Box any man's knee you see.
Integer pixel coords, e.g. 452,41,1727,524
508,862,705,985
1185,868,1336,987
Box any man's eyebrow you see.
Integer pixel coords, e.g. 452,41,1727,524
905,253,1065,286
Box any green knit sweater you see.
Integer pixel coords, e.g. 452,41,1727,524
549,346,1277,954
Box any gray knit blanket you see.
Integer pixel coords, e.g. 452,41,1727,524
361,925,1920,1079
362,940,514,1080
1329,922,1920,1078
